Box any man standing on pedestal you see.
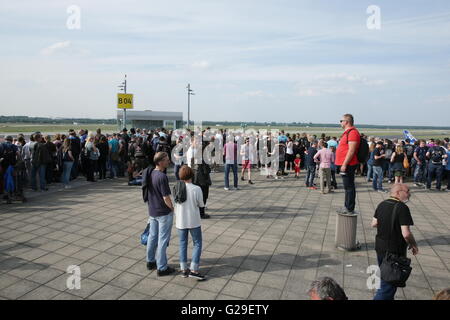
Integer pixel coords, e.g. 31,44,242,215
336,114,360,214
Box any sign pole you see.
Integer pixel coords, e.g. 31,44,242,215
124,75,127,129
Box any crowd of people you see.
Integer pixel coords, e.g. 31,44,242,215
1,115,449,299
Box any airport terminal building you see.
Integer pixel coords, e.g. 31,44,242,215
117,110,183,130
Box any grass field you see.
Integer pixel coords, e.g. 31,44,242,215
0,123,449,140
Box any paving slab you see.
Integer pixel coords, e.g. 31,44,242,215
0,170,448,300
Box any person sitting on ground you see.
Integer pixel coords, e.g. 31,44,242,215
128,162,144,186
308,277,348,300
173,165,206,280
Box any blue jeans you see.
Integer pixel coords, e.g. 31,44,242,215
146,213,174,271
374,255,397,300
70,156,79,179
414,162,426,183
109,157,119,178
341,165,357,212
178,227,202,271
427,163,443,189
224,163,238,188
174,164,181,180
305,164,316,187
372,166,383,191
30,164,47,190
367,163,373,181
62,161,74,186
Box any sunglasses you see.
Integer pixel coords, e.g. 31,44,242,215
340,120,347,123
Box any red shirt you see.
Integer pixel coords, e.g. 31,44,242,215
335,127,360,166
294,158,301,172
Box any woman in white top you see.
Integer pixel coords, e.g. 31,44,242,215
174,165,206,280
240,138,254,184
285,137,294,172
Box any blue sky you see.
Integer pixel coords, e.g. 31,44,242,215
1,0,450,125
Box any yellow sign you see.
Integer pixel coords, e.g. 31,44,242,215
117,93,133,109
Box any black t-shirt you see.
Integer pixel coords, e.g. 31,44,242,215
393,153,405,163
373,148,383,167
147,169,172,217
374,198,414,257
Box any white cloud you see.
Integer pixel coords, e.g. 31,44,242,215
296,86,355,97
191,61,211,69
314,73,385,86
40,41,71,56
425,95,450,104
242,90,274,98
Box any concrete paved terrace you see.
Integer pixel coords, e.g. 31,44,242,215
0,168,449,300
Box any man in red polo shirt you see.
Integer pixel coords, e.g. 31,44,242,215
336,114,360,214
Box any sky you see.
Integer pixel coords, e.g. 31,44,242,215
1,0,450,126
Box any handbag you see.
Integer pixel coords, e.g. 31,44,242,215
140,223,150,245
380,202,412,287
403,156,409,169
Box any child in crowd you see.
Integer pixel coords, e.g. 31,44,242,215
294,154,301,179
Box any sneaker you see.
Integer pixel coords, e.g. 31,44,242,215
180,269,190,278
241,176,245,181
224,187,230,191
64,185,72,189
336,207,354,214
378,189,388,193
248,180,254,185
157,266,176,277
446,189,450,192
200,214,210,219
234,187,240,190
146,261,157,270
309,186,317,190
414,183,422,187
189,271,206,281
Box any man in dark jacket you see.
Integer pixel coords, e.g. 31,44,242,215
193,146,211,219
31,134,51,191
69,129,81,180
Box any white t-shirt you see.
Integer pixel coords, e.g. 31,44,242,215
286,141,294,155
240,144,250,161
174,183,204,229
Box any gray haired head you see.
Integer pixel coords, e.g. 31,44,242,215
308,277,348,300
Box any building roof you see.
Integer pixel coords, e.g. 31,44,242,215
117,110,183,121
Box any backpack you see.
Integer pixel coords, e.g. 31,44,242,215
142,166,155,203
346,129,369,163
0,143,17,167
157,143,171,155
384,147,393,159
405,145,414,158
430,147,444,164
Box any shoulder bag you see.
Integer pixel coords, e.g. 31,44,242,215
380,202,412,287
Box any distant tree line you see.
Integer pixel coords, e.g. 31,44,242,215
0,116,116,124
1,116,449,130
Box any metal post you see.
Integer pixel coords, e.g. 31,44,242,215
187,83,190,130
123,75,127,129
187,84,194,130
